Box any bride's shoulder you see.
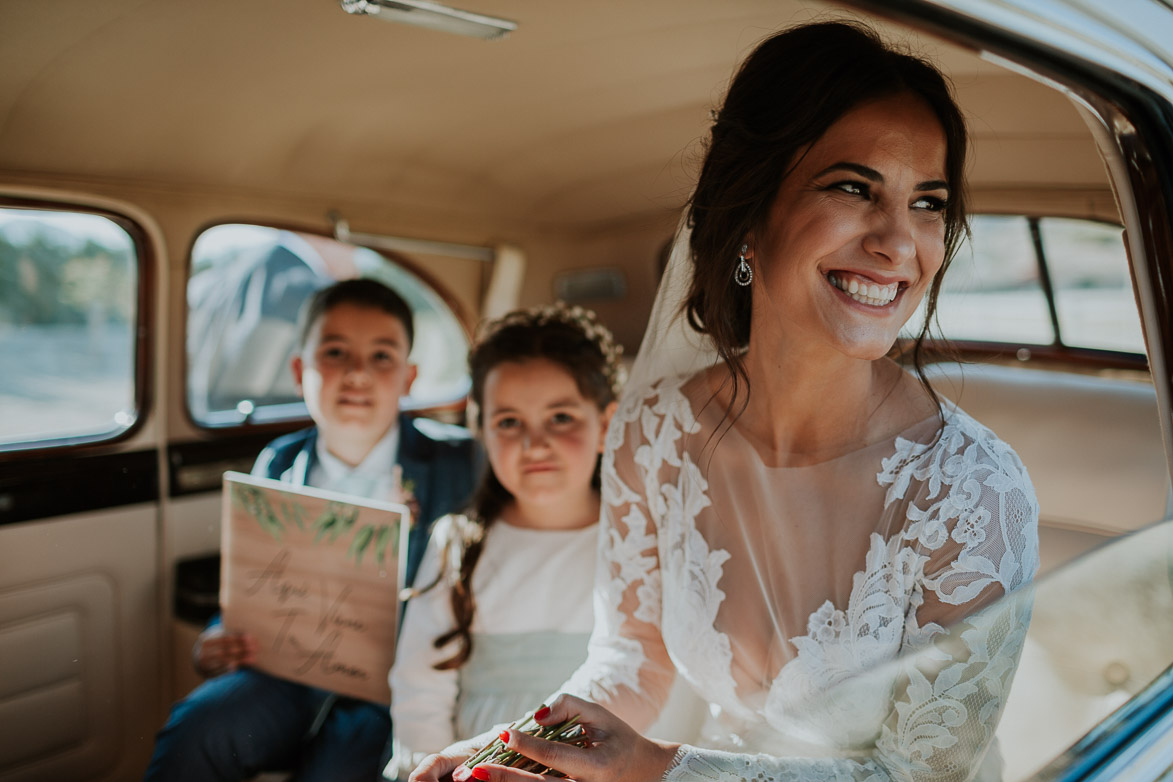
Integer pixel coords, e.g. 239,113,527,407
900,403,1034,491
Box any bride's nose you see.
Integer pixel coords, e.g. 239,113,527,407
861,208,916,266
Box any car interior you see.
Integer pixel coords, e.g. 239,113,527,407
2,1,1172,780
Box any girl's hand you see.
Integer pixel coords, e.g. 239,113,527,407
465,695,679,782
192,627,258,677
408,743,479,782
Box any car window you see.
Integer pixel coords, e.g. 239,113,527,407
186,224,470,428
934,215,1055,345
906,215,1144,358
996,519,1173,779
1040,218,1143,353
882,515,1168,778
0,207,141,451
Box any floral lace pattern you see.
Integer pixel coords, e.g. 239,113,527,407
563,373,1039,782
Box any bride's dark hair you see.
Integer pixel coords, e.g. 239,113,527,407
685,20,969,420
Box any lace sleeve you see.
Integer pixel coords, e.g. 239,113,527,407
559,389,679,731
665,416,1040,782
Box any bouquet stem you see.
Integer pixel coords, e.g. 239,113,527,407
464,707,585,777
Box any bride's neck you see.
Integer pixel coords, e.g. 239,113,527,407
720,347,910,465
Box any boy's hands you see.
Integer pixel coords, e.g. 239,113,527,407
192,627,258,677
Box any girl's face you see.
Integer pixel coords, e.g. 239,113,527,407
747,92,949,362
481,358,614,527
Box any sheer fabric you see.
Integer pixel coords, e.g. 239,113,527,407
386,515,595,780
559,370,1039,782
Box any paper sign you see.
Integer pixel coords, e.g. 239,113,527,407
219,471,409,704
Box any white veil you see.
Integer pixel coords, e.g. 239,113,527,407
624,214,722,395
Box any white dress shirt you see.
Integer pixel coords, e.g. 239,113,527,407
307,425,401,501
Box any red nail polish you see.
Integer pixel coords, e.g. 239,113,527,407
471,767,491,781
534,706,551,721
499,729,510,743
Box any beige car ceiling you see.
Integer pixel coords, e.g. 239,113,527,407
0,0,1114,234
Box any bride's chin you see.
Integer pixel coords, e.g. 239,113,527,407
834,333,902,363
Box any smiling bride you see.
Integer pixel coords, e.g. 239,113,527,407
410,20,1039,782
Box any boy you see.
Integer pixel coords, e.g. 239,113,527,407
144,278,478,782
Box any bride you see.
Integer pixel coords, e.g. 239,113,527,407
410,19,1039,782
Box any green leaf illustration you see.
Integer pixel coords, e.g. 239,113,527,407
231,484,283,542
348,524,376,566
374,525,392,565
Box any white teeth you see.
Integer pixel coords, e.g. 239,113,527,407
828,272,898,306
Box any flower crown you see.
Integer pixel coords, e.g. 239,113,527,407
474,301,626,397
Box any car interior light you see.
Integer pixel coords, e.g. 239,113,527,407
339,0,517,40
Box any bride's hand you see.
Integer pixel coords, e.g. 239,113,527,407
465,694,678,782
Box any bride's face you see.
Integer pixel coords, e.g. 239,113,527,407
748,92,949,362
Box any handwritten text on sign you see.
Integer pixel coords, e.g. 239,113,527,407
220,472,408,704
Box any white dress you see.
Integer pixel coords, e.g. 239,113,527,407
385,515,597,780
559,371,1040,782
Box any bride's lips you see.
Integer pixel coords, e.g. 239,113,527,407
522,463,558,474
826,270,905,307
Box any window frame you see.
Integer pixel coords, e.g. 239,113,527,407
181,219,476,435
0,196,154,460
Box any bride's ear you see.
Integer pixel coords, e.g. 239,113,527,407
597,400,619,452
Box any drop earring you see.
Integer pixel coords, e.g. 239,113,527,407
734,244,753,287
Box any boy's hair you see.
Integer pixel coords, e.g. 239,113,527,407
296,278,415,350
428,303,621,671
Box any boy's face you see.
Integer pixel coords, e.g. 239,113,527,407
292,302,416,461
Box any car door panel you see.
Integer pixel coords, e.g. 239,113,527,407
0,507,159,782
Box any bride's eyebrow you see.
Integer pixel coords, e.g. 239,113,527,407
816,162,882,181
814,162,949,193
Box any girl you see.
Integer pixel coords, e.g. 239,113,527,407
383,303,622,781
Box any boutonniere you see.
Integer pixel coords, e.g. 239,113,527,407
390,465,422,527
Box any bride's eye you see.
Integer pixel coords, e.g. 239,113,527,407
913,195,948,212
829,180,868,197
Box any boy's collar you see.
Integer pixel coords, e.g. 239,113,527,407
314,422,401,479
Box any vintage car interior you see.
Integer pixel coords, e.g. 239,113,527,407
1,0,1172,780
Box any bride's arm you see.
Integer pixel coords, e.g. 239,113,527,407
557,389,680,731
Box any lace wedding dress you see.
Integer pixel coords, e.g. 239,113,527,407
548,217,1040,781
558,366,1039,782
